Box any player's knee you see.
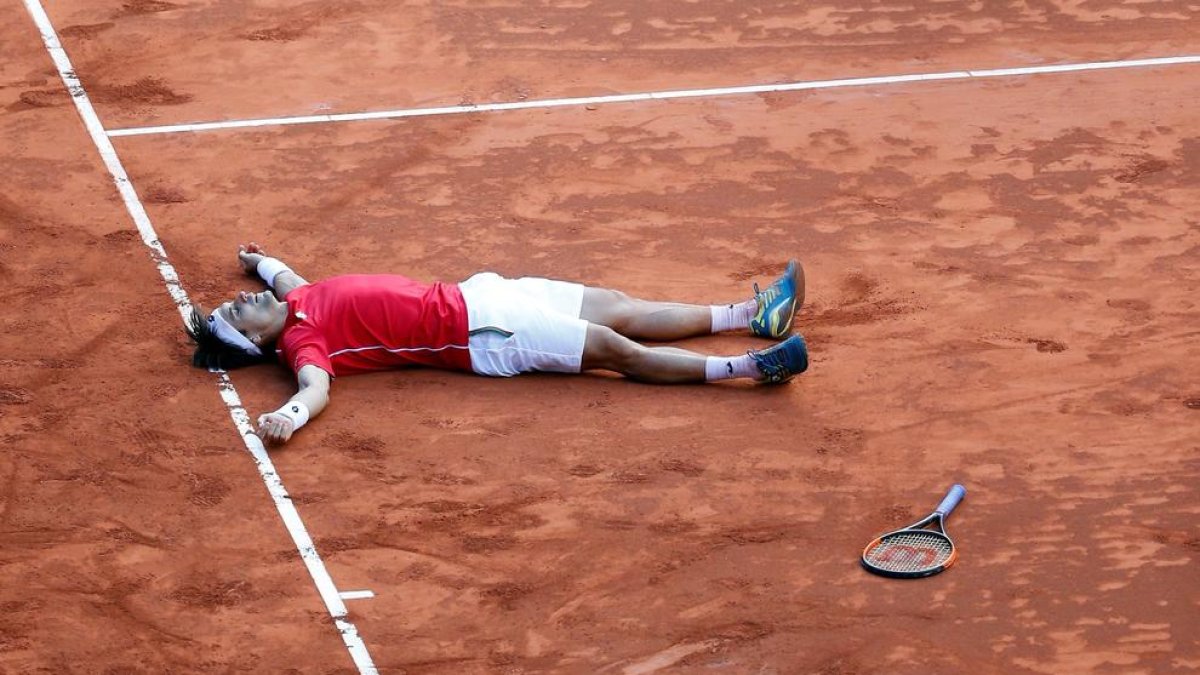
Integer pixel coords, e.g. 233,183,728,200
605,290,641,332
581,324,640,372
582,288,638,332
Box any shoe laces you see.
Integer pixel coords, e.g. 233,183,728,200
753,282,779,303
750,346,792,382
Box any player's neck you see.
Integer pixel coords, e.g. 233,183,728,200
264,301,289,342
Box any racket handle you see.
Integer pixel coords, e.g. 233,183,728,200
935,484,966,516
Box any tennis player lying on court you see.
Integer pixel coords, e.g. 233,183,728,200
186,243,808,445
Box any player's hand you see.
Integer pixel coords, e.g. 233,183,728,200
256,412,295,445
238,242,267,275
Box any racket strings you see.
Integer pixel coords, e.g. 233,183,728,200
865,531,953,573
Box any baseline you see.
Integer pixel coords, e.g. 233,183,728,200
20,0,378,672
106,55,1200,137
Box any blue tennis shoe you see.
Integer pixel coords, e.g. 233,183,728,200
750,259,804,339
749,334,809,384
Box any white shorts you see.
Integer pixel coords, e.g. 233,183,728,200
458,272,588,377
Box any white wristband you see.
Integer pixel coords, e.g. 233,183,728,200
256,257,292,289
274,400,310,430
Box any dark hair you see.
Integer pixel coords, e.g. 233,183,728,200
185,305,273,370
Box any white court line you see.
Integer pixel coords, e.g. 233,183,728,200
106,54,1200,137
340,590,376,601
21,2,378,673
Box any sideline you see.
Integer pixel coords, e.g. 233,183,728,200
105,55,1200,137
21,1,378,672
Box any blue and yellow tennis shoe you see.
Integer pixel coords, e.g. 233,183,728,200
749,334,809,384
750,259,805,339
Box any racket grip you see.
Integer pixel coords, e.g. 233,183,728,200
936,484,966,516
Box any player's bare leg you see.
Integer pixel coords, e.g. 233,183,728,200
581,288,714,341
580,324,810,384
580,259,804,341
580,324,709,383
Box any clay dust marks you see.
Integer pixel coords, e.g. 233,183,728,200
167,578,260,609
619,639,720,674
800,270,919,331
0,388,33,405
92,77,192,106
12,77,191,114
117,0,180,16
142,184,190,204
57,22,115,40
240,0,366,43
11,88,70,110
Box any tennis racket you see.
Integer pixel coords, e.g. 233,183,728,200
861,484,965,579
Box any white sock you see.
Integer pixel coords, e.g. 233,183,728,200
705,355,761,381
710,298,756,333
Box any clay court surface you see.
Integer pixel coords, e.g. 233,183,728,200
2,1,1198,673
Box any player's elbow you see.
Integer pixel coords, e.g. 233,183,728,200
306,378,331,406
297,366,332,403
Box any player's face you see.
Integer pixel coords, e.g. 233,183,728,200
218,290,281,342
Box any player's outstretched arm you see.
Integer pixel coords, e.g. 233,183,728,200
236,242,310,299
256,365,330,445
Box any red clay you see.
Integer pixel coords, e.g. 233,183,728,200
2,0,1197,673
24,0,1200,127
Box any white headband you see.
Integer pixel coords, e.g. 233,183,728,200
208,310,262,357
